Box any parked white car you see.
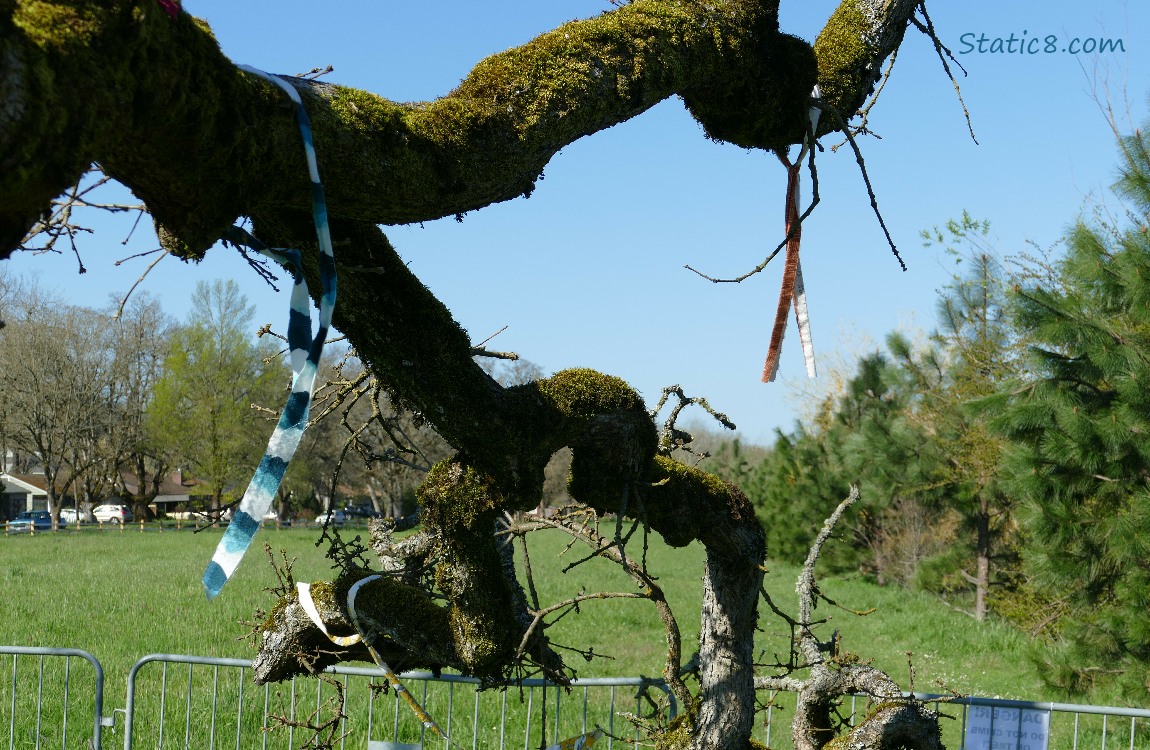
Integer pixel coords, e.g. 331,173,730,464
315,510,346,526
58,508,87,524
93,503,133,524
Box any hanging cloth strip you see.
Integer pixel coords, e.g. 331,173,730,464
762,87,821,383
297,576,455,744
203,65,338,599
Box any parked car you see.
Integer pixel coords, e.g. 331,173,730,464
7,510,65,533
262,509,294,525
315,510,346,526
93,503,133,524
58,508,89,524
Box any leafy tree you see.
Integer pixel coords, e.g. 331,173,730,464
752,422,861,572
752,350,935,581
755,227,1026,616
991,124,1150,697
901,220,1025,621
828,348,956,585
148,280,283,512
1,3,947,748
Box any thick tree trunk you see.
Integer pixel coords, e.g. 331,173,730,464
694,544,765,750
3,2,926,747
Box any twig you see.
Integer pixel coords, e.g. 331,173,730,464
650,385,736,455
820,104,906,271
684,132,821,283
911,2,977,144
797,486,860,662
831,49,897,152
113,248,170,319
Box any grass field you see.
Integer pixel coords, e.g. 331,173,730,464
0,522,1082,748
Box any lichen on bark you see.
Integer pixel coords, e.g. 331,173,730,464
4,2,929,748
2,0,917,259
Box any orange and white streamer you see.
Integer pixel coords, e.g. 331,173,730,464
763,86,821,382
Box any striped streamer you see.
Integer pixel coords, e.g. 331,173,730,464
203,66,338,599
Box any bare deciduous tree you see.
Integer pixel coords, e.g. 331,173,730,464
0,287,115,524
106,294,176,518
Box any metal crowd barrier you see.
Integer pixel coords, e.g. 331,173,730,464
5,645,1150,750
121,654,676,750
756,690,1150,750
1,645,111,749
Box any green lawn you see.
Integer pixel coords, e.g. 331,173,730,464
0,524,1051,698
0,523,1072,748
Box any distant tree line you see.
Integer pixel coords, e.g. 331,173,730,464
0,275,567,525
696,126,1150,701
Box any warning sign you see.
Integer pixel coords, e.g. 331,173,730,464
964,705,1050,750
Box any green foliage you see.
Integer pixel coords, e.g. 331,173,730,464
146,280,284,507
993,125,1150,698
743,215,1028,618
750,423,861,572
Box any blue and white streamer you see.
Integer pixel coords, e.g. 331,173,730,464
203,66,339,599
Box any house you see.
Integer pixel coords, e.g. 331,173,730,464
0,473,48,520
119,469,211,516
0,463,213,521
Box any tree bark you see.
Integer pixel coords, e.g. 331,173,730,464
3,1,926,748
2,0,917,259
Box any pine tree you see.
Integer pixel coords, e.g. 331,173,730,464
892,222,1023,621
993,125,1150,697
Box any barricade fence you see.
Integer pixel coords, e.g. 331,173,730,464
122,655,675,750
3,646,1148,750
0,646,110,749
3,647,675,750
755,691,1150,750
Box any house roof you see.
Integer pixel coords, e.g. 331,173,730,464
0,473,49,496
119,471,205,498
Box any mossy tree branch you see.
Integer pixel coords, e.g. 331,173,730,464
3,0,918,258
4,2,927,748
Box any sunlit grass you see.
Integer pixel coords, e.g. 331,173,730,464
0,524,1048,695
0,521,1065,749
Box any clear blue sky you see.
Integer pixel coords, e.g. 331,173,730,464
7,0,1149,444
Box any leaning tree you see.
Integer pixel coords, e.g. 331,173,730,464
2,1,951,748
